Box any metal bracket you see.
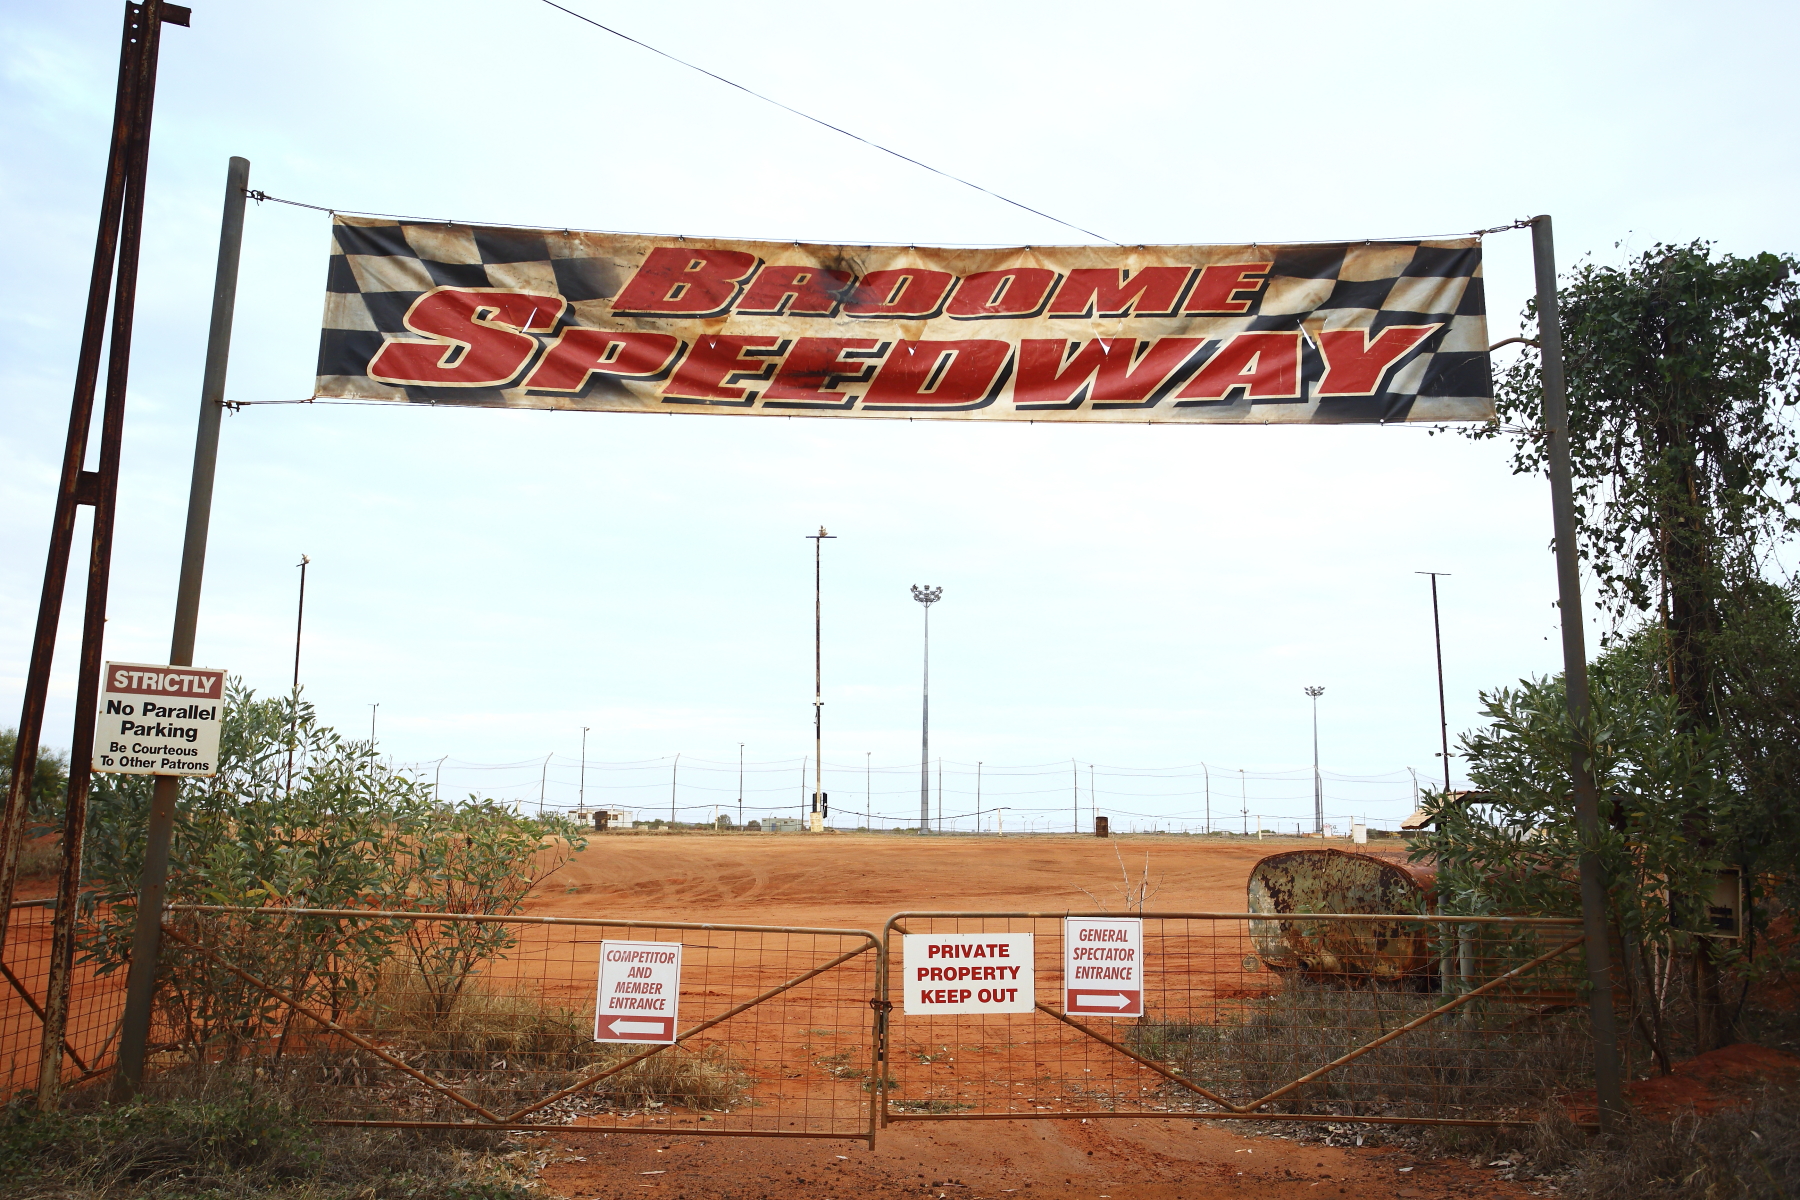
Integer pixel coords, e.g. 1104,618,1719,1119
73,471,101,507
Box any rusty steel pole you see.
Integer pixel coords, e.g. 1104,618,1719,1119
0,0,185,973
1532,214,1625,1128
111,155,248,1102
36,0,188,1111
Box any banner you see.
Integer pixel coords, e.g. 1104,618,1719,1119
317,218,1492,424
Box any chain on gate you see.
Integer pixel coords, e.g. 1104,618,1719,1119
877,911,1592,1129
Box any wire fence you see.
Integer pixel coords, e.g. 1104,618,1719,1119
1,899,129,1100
2,902,1599,1137
877,911,1593,1129
156,906,882,1143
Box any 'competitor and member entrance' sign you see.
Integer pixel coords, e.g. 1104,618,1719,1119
92,662,225,777
594,939,682,1044
902,933,1035,1014
317,219,1492,426
1064,917,1144,1018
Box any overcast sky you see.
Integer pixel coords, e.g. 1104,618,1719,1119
2,1,1795,831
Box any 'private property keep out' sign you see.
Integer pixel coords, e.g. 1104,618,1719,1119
902,933,1035,1015
92,662,225,777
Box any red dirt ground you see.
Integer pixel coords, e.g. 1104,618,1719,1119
521,834,1540,1200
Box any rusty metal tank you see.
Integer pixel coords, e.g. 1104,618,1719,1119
1246,848,1439,982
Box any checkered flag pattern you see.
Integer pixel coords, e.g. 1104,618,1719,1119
316,216,1492,424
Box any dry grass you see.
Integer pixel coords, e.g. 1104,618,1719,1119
329,962,747,1117
1131,977,1591,1118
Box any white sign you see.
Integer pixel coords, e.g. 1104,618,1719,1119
594,939,682,1043
1064,917,1143,1018
92,662,226,777
902,933,1034,1015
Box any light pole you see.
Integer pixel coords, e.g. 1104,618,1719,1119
738,742,745,830
286,554,309,792
579,726,590,813
1305,686,1325,834
809,528,836,831
1417,571,1453,794
911,584,942,833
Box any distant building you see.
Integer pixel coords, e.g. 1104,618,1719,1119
764,818,805,833
582,808,631,830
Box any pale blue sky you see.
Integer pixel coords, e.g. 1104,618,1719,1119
3,1,1795,829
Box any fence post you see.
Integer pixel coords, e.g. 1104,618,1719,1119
111,155,249,1102
1532,214,1626,1128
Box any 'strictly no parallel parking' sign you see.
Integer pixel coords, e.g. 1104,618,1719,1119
1063,916,1144,1018
594,939,682,1044
92,662,226,777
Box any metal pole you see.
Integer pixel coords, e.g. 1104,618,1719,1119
110,154,247,1102
579,727,589,811
738,743,745,830
1071,759,1078,833
1418,571,1453,793
1305,686,1325,834
936,757,942,833
807,528,834,828
0,0,153,962
670,753,679,827
1532,214,1624,1128
912,585,939,831
286,554,309,791
1240,768,1247,835
1203,762,1210,834
539,753,549,815
39,0,183,1110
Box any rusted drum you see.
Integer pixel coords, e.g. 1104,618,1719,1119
1246,848,1438,982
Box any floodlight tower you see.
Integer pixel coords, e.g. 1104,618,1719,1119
912,584,942,833
1305,686,1326,834
807,527,836,831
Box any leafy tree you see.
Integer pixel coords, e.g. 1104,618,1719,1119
0,728,69,828
1470,241,1800,1050
77,681,587,1058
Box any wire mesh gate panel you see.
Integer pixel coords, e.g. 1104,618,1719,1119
162,906,882,1143
1,899,129,1099
878,912,1592,1129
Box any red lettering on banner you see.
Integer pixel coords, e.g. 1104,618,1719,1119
612,247,762,317
843,269,956,319
735,264,854,316
522,329,683,391
1046,268,1195,318
1014,337,1203,409
947,268,1060,319
861,340,1011,407
1314,324,1441,395
1175,331,1303,401
367,288,564,388
763,338,887,404
663,336,784,402
1182,263,1273,314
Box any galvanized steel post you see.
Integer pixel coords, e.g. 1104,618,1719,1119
111,154,249,1102
1532,214,1625,1127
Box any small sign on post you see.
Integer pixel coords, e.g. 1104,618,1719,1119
1064,916,1143,1018
902,933,1034,1014
92,662,226,776
594,939,682,1043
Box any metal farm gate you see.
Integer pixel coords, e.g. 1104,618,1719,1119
876,911,1594,1131
159,906,884,1144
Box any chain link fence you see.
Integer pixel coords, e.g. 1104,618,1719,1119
1,898,130,1099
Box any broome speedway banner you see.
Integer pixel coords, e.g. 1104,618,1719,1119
316,217,1493,424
